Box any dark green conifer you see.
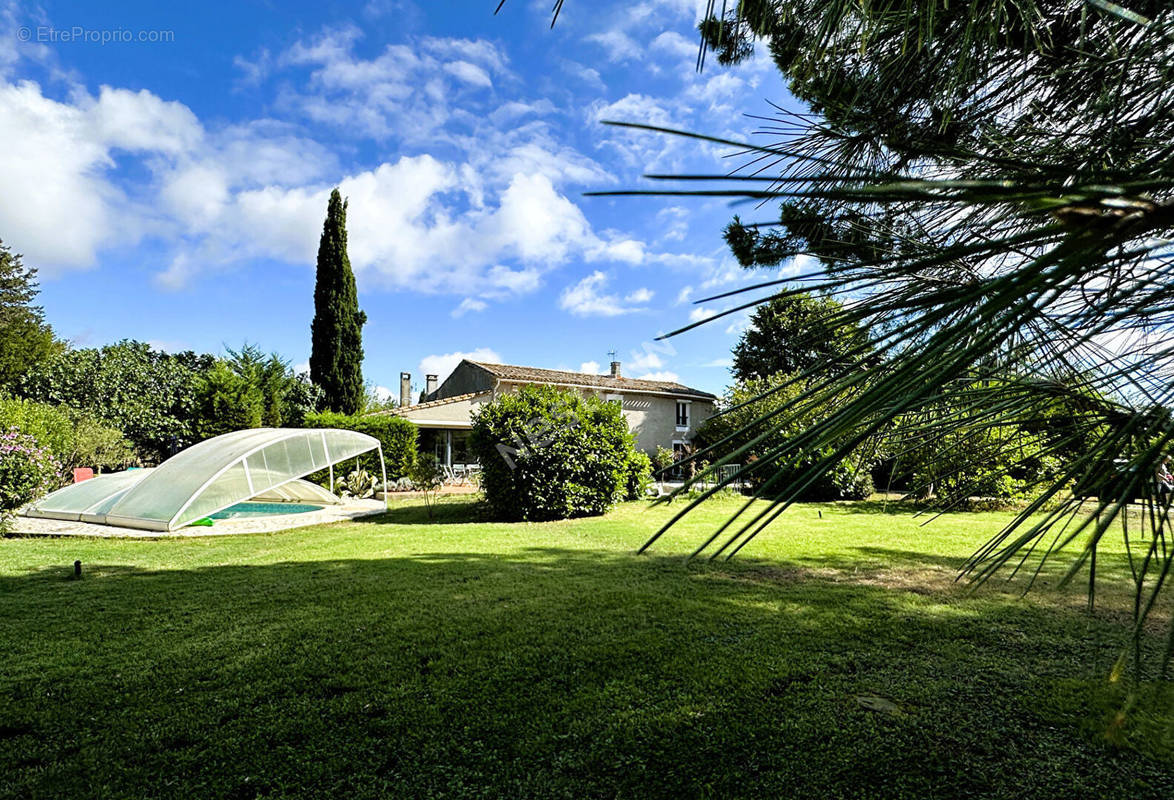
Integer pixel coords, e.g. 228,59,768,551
310,188,366,414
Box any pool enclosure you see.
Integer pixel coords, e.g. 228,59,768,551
24,428,385,531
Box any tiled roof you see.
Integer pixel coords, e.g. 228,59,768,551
467,361,716,399
368,391,490,417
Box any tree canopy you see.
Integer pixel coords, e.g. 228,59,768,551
0,240,60,389
732,290,872,382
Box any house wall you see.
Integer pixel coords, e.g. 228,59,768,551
620,394,714,454
431,362,495,400
393,392,492,428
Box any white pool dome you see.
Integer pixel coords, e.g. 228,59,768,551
24,428,383,531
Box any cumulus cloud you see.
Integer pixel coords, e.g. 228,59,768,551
559,271,653,317
0,69,643,294
419,348,502,383
579,360,601,374
0,15,746,300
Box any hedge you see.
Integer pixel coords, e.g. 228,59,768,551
303,411,417,481
470,385,640,521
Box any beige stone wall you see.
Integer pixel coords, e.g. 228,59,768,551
621,394,714,455
394,392,492,427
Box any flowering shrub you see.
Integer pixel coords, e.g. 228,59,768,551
0,428,62,527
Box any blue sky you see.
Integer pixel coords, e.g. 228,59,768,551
1,0,800,398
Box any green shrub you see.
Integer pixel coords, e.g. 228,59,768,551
0,428,62,529
191,361,264,440
624,450,653,500
652,446,676,474
304,411,417,481
469,385,639,521
0,397,132,472
697,374,878,501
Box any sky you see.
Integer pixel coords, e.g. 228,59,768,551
0,0,801,399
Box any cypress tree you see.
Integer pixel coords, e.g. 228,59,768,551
310,188,366,414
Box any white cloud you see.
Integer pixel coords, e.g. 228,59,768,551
676,286,694,304
586,30,642,63
152,154,636,293
559,271,653,317
650,31,697,61
702,357,733,368
588,93,683,170
628,350,664,371
0,80,127,270
683,72,747,114
373,385,395,402
725,311,752,336
452,298,488,318
273,27,513,141
0,18,729,298
86,86,203,154
444,60,493,88
636,370,681,383
658,205,691,242
579,360,601,374
419,348,501,384
689,306,717,322
560,59,605,90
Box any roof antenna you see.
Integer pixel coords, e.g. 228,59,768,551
607,349,617,362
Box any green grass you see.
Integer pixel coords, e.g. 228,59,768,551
2,497,1172,798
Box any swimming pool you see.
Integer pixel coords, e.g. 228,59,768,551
208,502,324,520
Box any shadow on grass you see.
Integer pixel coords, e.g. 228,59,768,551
1,545,1172,799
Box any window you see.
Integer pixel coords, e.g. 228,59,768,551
675,401,689,428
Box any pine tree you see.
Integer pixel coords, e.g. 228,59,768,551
0,239,59,388
601,2,1174,677
310,188,366,415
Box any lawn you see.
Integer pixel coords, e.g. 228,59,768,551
1,496,1172,799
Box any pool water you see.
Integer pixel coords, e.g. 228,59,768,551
209,502,324,520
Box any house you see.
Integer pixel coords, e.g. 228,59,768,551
381,359,717,467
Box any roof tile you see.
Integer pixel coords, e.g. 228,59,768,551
468,361,716,399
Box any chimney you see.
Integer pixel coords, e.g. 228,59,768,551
426,374,438,397
610,361,622,379
400,372,412,407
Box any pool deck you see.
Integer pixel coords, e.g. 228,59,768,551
10,499,388,539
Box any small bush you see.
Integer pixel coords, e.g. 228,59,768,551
0,397,132,472
624,450,653,500
0,428,62,529
470,385,639,521
408,453,446,520
304,411,417,481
